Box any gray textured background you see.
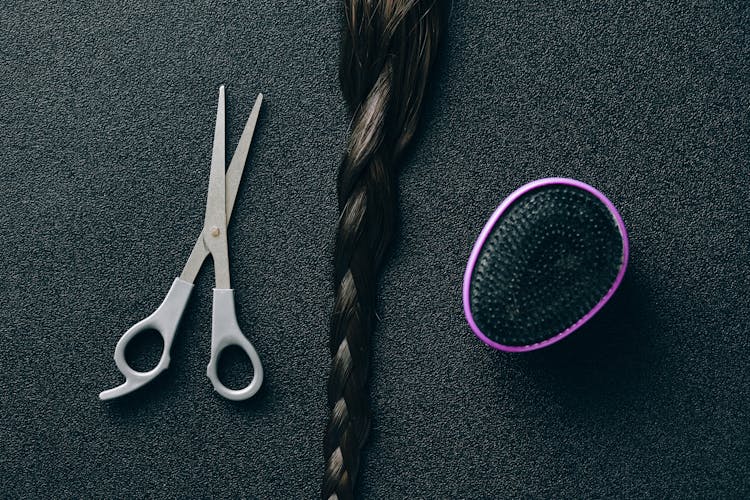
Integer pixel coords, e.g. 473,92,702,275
1,1,748,498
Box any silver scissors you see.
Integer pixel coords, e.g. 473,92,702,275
100,86,264,401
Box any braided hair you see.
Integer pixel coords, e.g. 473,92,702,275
323,1,444,498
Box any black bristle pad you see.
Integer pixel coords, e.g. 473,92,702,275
470,184,624,346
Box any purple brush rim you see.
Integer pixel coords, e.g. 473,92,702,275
462,177,630,352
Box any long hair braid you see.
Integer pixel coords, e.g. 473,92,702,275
323,1,444,498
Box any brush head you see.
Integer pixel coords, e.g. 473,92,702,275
463,178,628,352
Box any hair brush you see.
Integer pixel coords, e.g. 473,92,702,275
463,178,629,352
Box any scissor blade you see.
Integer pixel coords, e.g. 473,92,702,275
179,235,209,284
225,93,263,222
204,85,227,231
202,85,232,289
180,87,227,285
180,88,262,286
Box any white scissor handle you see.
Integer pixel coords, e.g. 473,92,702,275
99,278,194,400
206,289,264,401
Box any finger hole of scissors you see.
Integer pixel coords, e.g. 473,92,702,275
216,344,256,391
123,328,165,374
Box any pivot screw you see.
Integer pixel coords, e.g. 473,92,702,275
210,226,220,237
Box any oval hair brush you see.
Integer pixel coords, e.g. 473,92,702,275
463,178,629,352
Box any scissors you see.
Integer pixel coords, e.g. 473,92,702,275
100,86,264,401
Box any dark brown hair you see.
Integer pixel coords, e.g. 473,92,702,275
323,1,444,498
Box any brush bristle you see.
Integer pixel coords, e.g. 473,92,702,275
469,184,624,347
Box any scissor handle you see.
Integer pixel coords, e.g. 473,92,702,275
99,278,194,400
206,289,263,401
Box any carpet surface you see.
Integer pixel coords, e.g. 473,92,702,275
1,1,748,497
